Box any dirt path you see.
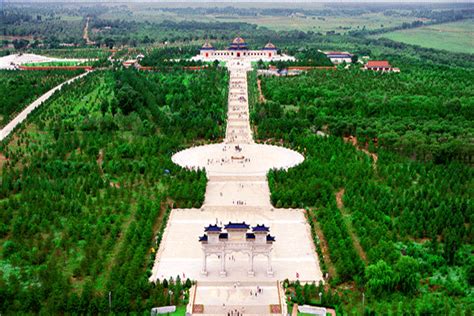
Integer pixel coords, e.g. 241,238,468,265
0,152,8,169
312,217,337,280
257,79,267,103
96,149,104,175
344,136,378,168
335,188,344,210
83,17,95,45
335,188,368,264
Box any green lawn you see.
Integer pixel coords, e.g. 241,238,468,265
375,19,474,54
169,306,186,315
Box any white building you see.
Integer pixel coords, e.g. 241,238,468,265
324,51,353,64
191,37,295,62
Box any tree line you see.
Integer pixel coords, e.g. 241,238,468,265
0,67,228,313
0,69,83,127
249,62,472,312
259,65,473,163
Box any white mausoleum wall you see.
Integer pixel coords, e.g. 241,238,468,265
192,49,295,62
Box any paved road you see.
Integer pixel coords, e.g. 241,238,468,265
0,53,94,70
0,71,91,142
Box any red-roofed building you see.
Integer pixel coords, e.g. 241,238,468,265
364,60,400,73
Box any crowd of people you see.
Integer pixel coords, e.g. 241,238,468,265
221,283,267,316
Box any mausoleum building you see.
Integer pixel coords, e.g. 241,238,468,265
192,37,295,62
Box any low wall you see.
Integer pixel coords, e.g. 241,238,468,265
287,66,336,71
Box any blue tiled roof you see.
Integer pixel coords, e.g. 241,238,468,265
205,224,222,232
252,224,270,232
228,37,249,50
266,235,276,242
219,233,228,239
228,46,249,51
246,233,256,239
225,222,250,229
199,235,208,242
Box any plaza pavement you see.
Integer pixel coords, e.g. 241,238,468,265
150,208,322,282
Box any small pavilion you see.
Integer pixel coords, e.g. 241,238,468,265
199,222,275,277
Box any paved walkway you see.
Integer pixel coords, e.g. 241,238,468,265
0,71,91,142
151,60,323,315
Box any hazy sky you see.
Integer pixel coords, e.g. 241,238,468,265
7,0,474,2
150,0,472,1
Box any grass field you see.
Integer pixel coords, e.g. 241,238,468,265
98,4,422,33
375,19,474,54
170,306,186,315
215,13,421,33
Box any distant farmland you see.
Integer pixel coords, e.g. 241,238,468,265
375,19,474,54
96,4,422,34
212,13,421,33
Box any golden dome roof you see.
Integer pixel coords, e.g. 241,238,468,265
201,40,215,50
232,37,246,44
264,42,277,49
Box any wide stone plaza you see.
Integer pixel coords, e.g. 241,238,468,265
149,41,323,315
150,208,322,282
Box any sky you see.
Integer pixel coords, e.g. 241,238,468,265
6,0,474,3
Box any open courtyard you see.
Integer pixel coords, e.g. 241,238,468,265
150,207,322,282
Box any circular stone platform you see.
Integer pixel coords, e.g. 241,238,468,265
172,143,304,176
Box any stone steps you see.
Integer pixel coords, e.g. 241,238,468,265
198,306,278,315
197,280,277,287
201,205,272,212
192,280,283,315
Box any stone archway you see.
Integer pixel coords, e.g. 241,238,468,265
253,253,274,277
